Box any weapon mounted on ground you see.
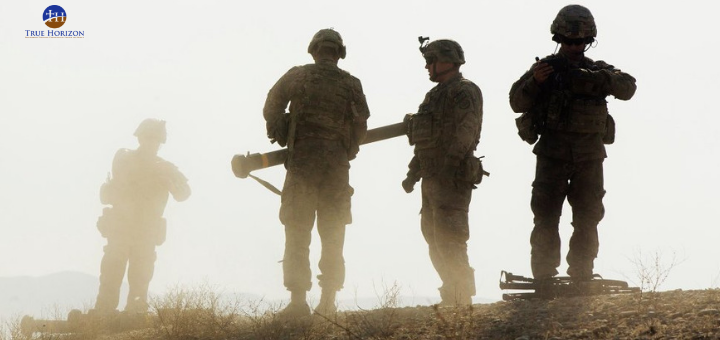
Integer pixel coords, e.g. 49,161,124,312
21,309,152,336
499,270,640,301
231,119,410,179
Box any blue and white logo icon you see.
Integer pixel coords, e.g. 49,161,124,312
43,5,67,29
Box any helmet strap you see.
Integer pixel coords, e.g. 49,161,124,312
430,63,459,82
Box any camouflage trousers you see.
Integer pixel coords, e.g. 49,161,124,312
530,156,605,279
420,176,476,305
95,235,157,312
280,139,352,292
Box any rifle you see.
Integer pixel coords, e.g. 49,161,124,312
499,270,640,301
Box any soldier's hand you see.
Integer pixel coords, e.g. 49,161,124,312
402,177,417,193
266,117,289,147
568,68,610,96
533,62,554,84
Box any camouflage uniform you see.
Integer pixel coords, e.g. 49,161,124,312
404,39,483,305
94,119,191,313
509,5,636,280
263,29,370,314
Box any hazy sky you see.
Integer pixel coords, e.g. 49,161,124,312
1,0,718,312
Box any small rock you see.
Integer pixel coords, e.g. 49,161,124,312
699,308,719,316
620,310,638,317
515,336,530,340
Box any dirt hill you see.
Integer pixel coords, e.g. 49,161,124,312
9,289,720,339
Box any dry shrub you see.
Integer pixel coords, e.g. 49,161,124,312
151,283,242,339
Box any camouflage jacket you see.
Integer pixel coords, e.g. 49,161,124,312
407,73,483,179
100,148,191,222
509,53,636,162
263,60,370,159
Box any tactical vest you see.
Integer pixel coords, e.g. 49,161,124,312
290,64,354,140
409,85,447,151
542,57,609,134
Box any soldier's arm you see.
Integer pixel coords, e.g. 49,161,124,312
163,161,191,202
593,61,637,100
443,83,483,165
406,154,421,180
509,68,541,113
350,77,370,144
263,67,299,142
603,69,637,101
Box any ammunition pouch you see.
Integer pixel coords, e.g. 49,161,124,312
603,114,616,145
458,157,485,186
407,113,438,149
515,112,539,145
96,207,119,238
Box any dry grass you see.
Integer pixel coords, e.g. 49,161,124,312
5,286,720,339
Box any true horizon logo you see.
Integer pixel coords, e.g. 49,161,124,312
26,5,84,38
43,5,67,29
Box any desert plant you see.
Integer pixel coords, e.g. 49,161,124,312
150,283,243,340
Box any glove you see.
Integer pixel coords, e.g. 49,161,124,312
266,116,289,147
402,176,418,193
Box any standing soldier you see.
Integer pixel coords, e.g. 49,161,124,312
402,38,484,306
509,5,636,281
94,119,191,313
263,28,370,317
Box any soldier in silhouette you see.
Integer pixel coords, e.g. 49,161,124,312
93,119,191,313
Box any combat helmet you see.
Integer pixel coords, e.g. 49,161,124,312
421,39,465,65
307,28,346,59
550,5,597,41
134,118,167,143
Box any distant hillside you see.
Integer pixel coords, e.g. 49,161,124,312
0,271,116,320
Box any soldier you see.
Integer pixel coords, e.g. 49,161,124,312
402,39,484,306
94,119,191,313
263,28,370,317
509,5,636,281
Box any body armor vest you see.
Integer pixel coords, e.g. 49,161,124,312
290,64,354,140
409,85,447,151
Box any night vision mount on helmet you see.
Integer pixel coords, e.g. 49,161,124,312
418,37,465,65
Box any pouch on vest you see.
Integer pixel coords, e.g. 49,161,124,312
603,114,616,145
407,114,435,146
515,112,539,145
96,207,119,238
458,157,484,186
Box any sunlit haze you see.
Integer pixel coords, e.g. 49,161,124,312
1,1,718,317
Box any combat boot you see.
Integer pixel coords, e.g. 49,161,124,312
314,289,338,316
567,254,595,282
567,265,594,281
124,297,149,314
438,286,472,307
278,291,311,319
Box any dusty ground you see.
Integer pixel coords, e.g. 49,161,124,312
265,289,720,339
423,289,720,339
15,289,720,340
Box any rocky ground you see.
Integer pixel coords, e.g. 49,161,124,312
11,289,720,339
